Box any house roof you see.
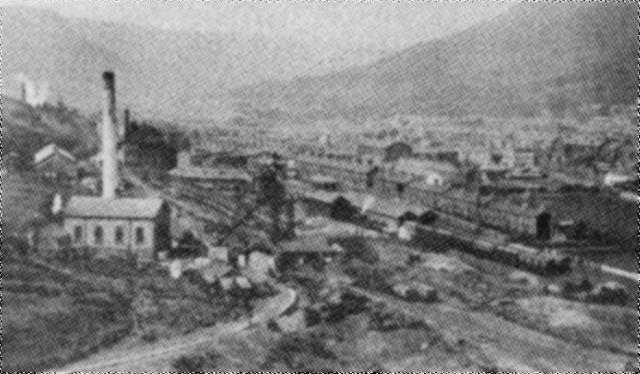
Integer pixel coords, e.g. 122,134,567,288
64,196,166,219
168,167,251,182
295,155,371,174
368,198,426,218
394,158,458,175
303,190,341,204
276,235,343,255
308,174,339,185
34,143,76,165
199,262,233,284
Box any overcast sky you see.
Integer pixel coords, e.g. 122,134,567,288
6,1,513,50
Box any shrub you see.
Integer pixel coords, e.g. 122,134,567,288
267,318,281,332
331,236,379,264
345,262,392,293
265,331,336,369
141,329,159,343
368,303,428,332
173,354,204,372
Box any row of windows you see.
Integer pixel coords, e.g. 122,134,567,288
73,225,146,246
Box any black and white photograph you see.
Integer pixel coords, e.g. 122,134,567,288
1,1,638,372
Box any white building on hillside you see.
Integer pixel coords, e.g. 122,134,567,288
33,143,77,179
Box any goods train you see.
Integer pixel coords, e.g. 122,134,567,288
307,190,571,275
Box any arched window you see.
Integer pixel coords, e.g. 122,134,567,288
94,226,104,245
115,226,125,245
73,226,83,243
135,227,145,245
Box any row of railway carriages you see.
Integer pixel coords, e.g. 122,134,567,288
298,189,571,275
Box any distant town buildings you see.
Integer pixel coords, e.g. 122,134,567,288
392,158,461,187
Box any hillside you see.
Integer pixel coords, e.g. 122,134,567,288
233,2,638,121
2,6,386,121
2,96,99,168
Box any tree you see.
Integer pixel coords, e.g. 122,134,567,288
172,231,206,258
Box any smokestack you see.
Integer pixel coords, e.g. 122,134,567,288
102,71,118,199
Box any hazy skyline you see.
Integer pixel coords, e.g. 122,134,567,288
5,1,513,50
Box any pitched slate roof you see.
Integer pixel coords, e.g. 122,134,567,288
276,235,343,255
34,143,76,165
308,174,339,185
64,196,166,219
199,262,233,284
368,198,426,218
168,167,251,182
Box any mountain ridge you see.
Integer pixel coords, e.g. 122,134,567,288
2,6,388,121
232,2,638,122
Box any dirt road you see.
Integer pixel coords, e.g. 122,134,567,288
54,285,296,373
350,286,631,372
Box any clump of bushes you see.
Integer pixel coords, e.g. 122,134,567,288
5,281,63,297
173,354,205,372
172,350,221,372
368,302,429,332
344,261,393,293
305,289,370,326
330,235,379,264
263,331,336,370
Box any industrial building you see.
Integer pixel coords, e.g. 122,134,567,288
357,140,414,163
62,71,170,261
169,167,252,193
296,164,552,240
64,196,171,260
275,235,344,272
392,158,462,187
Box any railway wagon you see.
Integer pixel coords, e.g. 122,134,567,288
403,184,551,240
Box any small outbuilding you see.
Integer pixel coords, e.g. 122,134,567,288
33,143,77,179
275,235,344,272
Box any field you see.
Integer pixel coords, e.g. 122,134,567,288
2,258,133,372
160,230,636,372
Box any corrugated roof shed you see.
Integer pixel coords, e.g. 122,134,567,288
65,196,166,219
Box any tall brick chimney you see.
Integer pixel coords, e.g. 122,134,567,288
102,71,118,199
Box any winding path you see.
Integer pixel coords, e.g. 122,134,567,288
53,285,296,373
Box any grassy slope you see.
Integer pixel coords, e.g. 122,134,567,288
2,259,133,372
2,6,384,121
2,96,99,169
